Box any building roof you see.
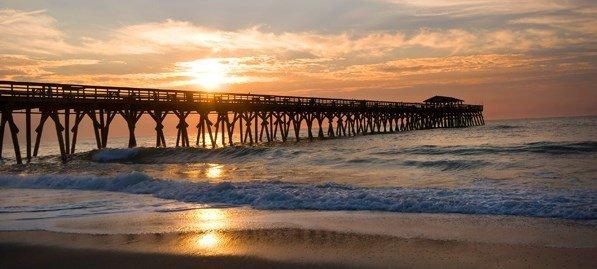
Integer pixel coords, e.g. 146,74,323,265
424,96,463,103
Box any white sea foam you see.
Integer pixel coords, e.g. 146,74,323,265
0,173,595,220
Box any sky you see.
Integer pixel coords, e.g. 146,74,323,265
0,0,596,119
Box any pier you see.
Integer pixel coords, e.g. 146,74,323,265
0,81,484,164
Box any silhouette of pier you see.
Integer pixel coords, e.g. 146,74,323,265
0,81,484,164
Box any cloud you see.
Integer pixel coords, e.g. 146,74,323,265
79,19,585,59
315,54,566,82
379,0,574,17
0,9,78,55
0,6,595,119
0,54,100,79
80,20,409,57
2,8,591,60
510,14,597,36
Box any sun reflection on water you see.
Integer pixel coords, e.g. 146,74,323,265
179,163,225,181
206,164,223,178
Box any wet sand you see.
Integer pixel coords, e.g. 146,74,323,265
0,242,350,269
1,207,596,268
1,227,596,269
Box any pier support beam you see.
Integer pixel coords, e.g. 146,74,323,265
149,110,168,147
120,110,143,148
33,111,49,157
174,110,190,147
48,110,67,163
31,110,67,162
25,109,31,162
64,109,70,155
70,110,85,154
98,110,117,148
0,110,22,164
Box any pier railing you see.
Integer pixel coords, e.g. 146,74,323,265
0,81,482,110
0,80,484,164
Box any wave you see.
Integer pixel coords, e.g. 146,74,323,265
1,173,595,220
491,124,522,130
385,141,597,156
80,141,597,167
402,160,490,171
88,146,270,163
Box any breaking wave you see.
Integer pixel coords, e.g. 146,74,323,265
491,124,522,130
89,146,270,163
384,141,597,156
402,160,491,171
1,173,595,220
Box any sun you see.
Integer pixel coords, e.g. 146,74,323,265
184,58,229,90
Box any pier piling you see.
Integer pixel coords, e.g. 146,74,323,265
0,81,484,163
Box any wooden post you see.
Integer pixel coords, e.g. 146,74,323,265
220,113,226,146
64,109,70,155
25,109,31,161
149,110,168,147
327,114,335,138
33,111,49,157
316,114,324,138
99,110,117,148
254,112,258,143
70,110,84,154
246,113,254,144
0,111,4,159
269,112,274,141
212,115,220,147
238,114,244,144
120,110,143,148
204,114,216,148
2,110,22,164
306,113,314,140
227,113,237,146
84,111,102,149
174,110,190,147
282,113,290,142
293,112,301,142
196,112,206,147
49,111,67,163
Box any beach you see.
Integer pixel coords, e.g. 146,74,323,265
1,205,596,269
1,117,596,268
2,0,596,267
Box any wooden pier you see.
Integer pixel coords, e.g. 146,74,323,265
0,81,484,164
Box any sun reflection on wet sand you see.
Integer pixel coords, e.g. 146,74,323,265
185,208,230,231
183,208,233,254
195,232,220,249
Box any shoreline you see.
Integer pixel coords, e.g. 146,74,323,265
1,228,596,269
1,188,596,268
0,242,351,269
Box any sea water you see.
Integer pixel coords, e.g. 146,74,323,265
0,116,595,226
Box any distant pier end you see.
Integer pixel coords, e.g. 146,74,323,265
0,81,484,164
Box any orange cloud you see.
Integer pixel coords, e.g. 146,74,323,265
0,6,595,119
0,9,78,55
381,0,573,16
0,54,100,79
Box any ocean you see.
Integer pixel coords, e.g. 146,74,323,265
0,116,596,232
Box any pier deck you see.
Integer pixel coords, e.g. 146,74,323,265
0,81,484,164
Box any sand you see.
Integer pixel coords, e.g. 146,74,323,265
1,242,354,269
1,229,596,269
1,209,596,269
